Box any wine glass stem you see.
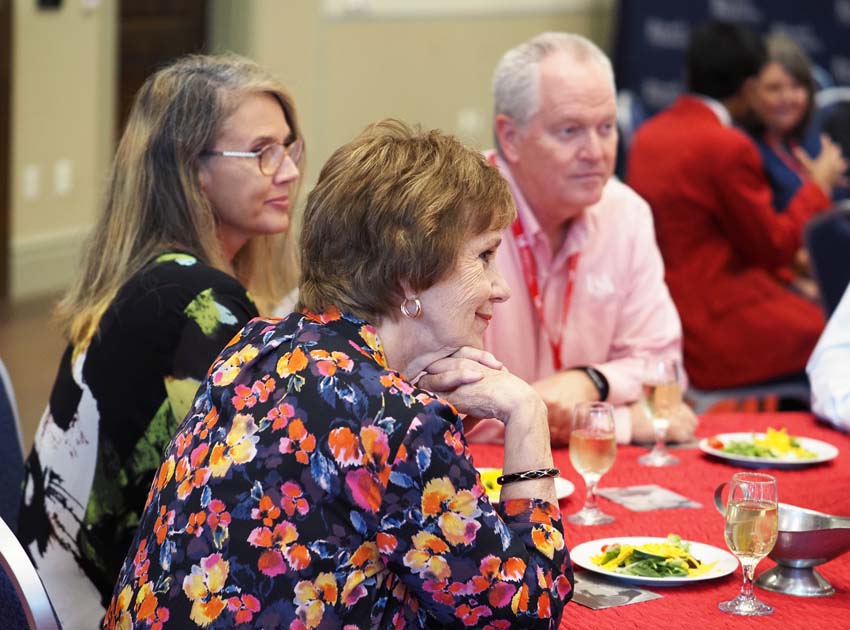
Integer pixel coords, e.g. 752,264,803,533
739,559,758,600
653,421,667,453
583,473,601,511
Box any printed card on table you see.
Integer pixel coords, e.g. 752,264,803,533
597,484,701,511
571,571,661,610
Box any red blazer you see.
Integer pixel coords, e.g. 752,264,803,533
627,96,828,389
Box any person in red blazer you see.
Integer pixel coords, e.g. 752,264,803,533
628,21,847,389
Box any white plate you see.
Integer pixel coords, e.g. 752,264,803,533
571,537,738,587
477,468,574,503
698,432,839,469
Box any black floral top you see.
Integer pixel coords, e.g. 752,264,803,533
104,308,573,629
19,253,258,629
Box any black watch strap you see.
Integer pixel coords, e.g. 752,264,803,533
577,366,609,401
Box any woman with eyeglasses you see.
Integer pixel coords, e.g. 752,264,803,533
17,53,303,629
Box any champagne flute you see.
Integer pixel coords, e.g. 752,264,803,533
568,401,617,525
638,356,682,467
719,472,779,616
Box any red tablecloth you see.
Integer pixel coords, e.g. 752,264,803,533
469,412,850,630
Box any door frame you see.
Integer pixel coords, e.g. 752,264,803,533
0,0,12,299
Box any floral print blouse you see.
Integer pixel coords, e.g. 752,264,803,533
104,308,573,629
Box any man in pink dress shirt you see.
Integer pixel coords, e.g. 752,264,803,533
472,32,698,445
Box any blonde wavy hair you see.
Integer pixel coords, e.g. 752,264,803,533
57,53,303,348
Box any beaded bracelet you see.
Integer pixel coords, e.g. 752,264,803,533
496,468,561,485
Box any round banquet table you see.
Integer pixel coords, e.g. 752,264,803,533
468,412,850,630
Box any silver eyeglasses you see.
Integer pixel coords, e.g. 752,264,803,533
203,138,303,175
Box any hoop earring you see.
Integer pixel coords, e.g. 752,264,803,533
400,296,423,319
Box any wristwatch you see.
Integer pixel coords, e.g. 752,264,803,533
576,366,609,401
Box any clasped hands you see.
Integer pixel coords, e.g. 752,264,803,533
416,347,536,429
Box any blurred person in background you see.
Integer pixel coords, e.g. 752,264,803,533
18,53,304,628
744,32,847,212
628,21,842,391
741,33,848,301
474,32,697,447
103,120,572,629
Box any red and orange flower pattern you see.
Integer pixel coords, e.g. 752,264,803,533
103,311,572,628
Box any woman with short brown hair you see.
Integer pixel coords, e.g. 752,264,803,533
105,120,573,629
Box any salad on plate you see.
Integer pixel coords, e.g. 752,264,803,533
590,534,717,578
706,427,816,460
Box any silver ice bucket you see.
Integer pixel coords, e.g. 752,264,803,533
714,483,850,596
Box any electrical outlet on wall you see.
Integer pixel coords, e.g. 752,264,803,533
23,164,41,201
54,159,73,197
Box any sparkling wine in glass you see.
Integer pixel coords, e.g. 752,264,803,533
568,401,616,525
638,356,682,467
719,472,779,616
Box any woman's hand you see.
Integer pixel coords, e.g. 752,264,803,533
795,134,849,194
418,347,539,422
420,347,556,503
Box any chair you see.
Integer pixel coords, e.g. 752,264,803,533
805,207,850,317
815,86,850,111
0,358,24,530
0,515,61,629
685,375,811,415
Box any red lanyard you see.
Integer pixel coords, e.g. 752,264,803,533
511,216,579,372
486,152,579,370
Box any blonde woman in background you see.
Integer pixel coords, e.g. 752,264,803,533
17,53,304,628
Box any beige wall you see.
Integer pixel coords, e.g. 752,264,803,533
10,0,116,300
210,0,615,187
8,0,613,301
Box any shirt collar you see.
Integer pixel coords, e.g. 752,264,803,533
692,94,732,126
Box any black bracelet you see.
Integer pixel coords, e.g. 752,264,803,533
496,468,561,485
576,366,609,401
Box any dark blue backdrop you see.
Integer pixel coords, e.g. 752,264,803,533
613,0,850,114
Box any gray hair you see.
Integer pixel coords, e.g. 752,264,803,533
493,32,615,131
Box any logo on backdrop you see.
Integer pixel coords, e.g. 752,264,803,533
641,78,683,111
614,0,849,117
709,0,763,23
643,18,690,49
770,23,823,54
